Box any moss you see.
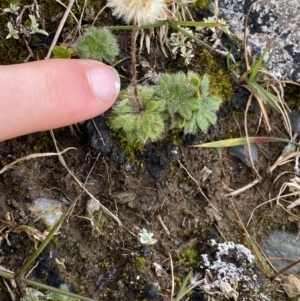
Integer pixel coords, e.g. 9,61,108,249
133,256,147,271
100,259,110,268
192,0,212,10
192,48,234,101
26,132,51,152
284,84,300,109
179,248,199,267
0,0,110,64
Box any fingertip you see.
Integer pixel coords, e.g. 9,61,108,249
84,62,120,103
0,59,121,140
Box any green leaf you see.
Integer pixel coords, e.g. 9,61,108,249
249,44,270,81
146,100,158,111
188,71,201,88
29,15,48,36
196,114,209,133
52,46,72,58
184,118,197,134
200,74,210,97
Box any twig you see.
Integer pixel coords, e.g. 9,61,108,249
169,252,175,301
131,22,142,109
225,178,261,197
45,0,76,59
270,258,300,281
157,214,170,235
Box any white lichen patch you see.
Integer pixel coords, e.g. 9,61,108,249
200,240,268,300
214,0,300,81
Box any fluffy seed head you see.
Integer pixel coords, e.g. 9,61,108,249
106,0,167,25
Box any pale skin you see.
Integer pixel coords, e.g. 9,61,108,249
0,59,120,141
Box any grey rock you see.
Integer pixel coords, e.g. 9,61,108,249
262,230,300,273
121,161,135,172
228,144,258,166
288,111,300,135
86,115,114,154
142,283,159,300
214,0,300,82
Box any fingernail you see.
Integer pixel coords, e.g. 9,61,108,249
87,65,120,102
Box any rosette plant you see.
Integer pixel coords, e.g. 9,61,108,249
109,72,223,143
109,85,166,144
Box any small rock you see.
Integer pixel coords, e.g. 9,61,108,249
113,191,136,204
140,245,152,259
228,144,258,167
288,111,300,135
199,166,213,182
281,274,300,298
30,198,63,228
148,165,164,186
86,115,114,154
262,230,300,274
122,161,135,172
142,283,159,300
86,199,100,214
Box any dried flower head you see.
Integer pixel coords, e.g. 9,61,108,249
106,0,167,25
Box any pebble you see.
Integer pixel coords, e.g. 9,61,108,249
142,283,159,300
262,230,300,274
30,198,63,228
288,111,300,136
227,144,258,167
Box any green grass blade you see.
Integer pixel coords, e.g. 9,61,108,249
247,81,280,112
191,137,300,148
249,44,270,81
0,269,96,301
106,21,166,30
174,271,192,301
168,21,223,28
250,241,274,278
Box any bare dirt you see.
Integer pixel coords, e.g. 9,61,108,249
0,104,296,300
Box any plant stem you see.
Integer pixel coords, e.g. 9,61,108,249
131,22,142,109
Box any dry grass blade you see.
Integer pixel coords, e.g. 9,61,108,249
191,136,300,148
270,151,300,172
92,4,107,26
248,89,271,131
0,148,75,174
169,252,175,301
50,130,122,226
228,197,273,278
45,0,76,59
247,172,300,226
225,178,261,197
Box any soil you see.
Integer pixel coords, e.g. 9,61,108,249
0,1,299,301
